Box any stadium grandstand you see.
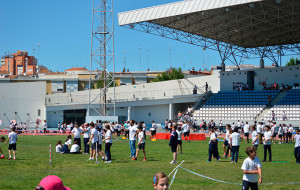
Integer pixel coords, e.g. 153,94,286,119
118,0,300,126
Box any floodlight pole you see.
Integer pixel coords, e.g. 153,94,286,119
88,0,115,117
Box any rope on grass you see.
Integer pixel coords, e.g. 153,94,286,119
179,166,241,185
168,167,179,189
168,160,185,177
179,166,300,186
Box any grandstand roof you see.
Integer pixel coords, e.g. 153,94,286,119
118,0,300,48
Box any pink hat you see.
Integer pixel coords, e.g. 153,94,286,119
39,175,71,190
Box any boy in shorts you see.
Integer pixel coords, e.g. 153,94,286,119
132,125,146,161
241,147,262,190
5,128,18,160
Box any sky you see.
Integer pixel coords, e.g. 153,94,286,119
0,0,294,73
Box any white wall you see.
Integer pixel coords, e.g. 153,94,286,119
132,104,169,124
0,82,46,129
47,110,64,128
220,65,300,91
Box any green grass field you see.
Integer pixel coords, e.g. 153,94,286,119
0,135,299,190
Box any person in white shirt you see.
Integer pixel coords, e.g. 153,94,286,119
5,128,18,160
56,140,62,153
219,120,224,133
151,121,157,140
126,120,138,158
222,125,231,158
241,147,262,189
83,123,90,154
270,123,276,144
283,124,288,143
251,126,259,151
293,129,300,164
230,127,242,163
237,120,241,129
256,122,263,144
243,122,250,143
177,126,183,154
104,125,113,163
97,127,106,161
43,120,48,136
87,123,99,160
262,125,273,162
61,135,72,154
132,124,147,161
288,124,294,143
70,141,82,154
58,122,61,132
72,123,83,149
182,122,190,142
207,128,220,162
278,124,284,144
231,123,235,130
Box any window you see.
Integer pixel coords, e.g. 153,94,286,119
38,109,41,116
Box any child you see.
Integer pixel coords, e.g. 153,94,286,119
288,124,293,143
230,127,242,163
244,122,250,143
0,136,5,158
153,172,169,190
222,125,231,158
283,124,287,143
87,123,98,160
70,141,82,154
71,123,83,149
177,126,183,154
262,125,273,162
278,124,283,144
169,126,178,164
207,128,220,162
293,129,300,164
61,135,72,154
251,126,259,150
132,124,146,161
5,127,18,160
56,140,62,153
97,126,106,161
83,123,90,154
104,125,113,163
241,147,262,190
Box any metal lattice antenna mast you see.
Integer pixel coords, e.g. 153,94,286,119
88,0,115,117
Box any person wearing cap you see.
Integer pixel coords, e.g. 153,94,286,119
36,175,71,190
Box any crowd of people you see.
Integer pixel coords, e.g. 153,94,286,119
1,117,300,190
233,82,250,91
262,83,293,91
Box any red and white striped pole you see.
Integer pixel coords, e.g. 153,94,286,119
49,143,52,165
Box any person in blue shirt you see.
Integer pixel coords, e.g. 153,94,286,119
169,126,178,164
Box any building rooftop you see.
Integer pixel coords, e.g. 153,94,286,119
65,67,89,72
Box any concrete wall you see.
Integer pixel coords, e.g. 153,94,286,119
220,65,300,91
0,82,46,129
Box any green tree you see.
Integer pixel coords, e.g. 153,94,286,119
153,67,185,82
96,74,114,88
286,57,299,66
